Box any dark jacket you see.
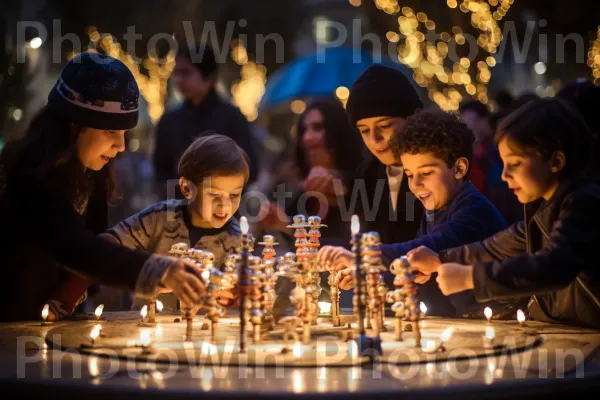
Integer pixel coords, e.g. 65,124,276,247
346,154,423,245
153,89,258,185
440,177,600,329
381,182,509,317
0,152,151,322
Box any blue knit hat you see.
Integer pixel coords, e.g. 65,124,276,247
48,53,139,130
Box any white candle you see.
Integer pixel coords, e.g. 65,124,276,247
240,216,249,234
420,302,428,316
351,215,360,235
140,305,148,321
41,304,49,322
484,307,492,323
292,341,303,359
94,304,104,320
156,300,163,313
90,326,100,346
517,309,526,326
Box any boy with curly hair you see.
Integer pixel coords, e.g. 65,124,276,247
320,109,510,317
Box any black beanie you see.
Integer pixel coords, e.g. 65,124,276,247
48,53,139,130
346,65,423,125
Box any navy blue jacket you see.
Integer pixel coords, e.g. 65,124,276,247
381,182,509,316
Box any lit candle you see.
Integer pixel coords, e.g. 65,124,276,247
156,300,163,313
140,305,148,322
239,216,250,353
484,307,492,323
441,327,454,345
318,302,332,314
420,302,428,317
517,309,526,327
90,326,100,346
94,304,104,320
350,215,364,336
292,341,303,359
94,324,102,332
41,304,49,324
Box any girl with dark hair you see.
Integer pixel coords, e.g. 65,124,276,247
408,98,600,328
262,99,365,244
0,54,207,322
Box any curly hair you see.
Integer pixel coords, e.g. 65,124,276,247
391,109,475,169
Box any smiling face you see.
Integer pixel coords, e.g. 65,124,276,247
498,137,563,203
76,127,126,170
356,116,406,166
400,152,468,211
180,174,246,229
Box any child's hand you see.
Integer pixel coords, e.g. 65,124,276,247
407,246,441,276
162,259,206,306
317,246,353,271
436,263,474,295
334,267,355,290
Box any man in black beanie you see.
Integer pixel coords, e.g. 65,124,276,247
153,43,258,193
344,65,424,244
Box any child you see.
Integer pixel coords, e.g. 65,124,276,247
100,133,248,307
409,98,600,329
319,110,509,317
0,53,206,322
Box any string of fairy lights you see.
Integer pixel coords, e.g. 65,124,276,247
230,40,268,122
588,26,600,85
360,0,514,111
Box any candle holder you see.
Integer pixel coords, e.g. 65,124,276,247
238,217,251,353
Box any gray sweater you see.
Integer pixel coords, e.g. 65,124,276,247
106,199,242,267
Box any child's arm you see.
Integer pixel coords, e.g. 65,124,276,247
381,198,516,265
464,189,598,301
104,206,158,251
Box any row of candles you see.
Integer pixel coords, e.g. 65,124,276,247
41,300,166,325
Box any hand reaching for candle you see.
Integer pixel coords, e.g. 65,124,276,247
161,259,206,306
317,246,354,271
334,266,356,290
436,263,474,295
407,246,442,283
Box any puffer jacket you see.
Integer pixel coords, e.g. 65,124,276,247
439,176,600,329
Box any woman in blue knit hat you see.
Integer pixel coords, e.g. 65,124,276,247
0,53,207,322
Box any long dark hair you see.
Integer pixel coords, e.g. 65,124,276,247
0,106,117,210
494,98,600,179
294,99,365,177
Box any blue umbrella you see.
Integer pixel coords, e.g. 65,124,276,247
259,47,419,109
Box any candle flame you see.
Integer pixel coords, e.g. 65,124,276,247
140,329,152,347
240,216,249,234
140,305,148,318
90,326,100,340
420,302,427,315
318,302,332,314
351,215,360,235
95,324,102,332
201,270,211,281
292,341,303,358
156,300,163,313
94,304,104,319
517,309,526,323
484,307,492,320
485,327,495,339
201,342,218,356
41,304,49,321
441,327,454,342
